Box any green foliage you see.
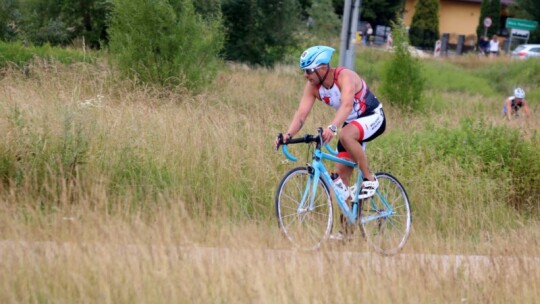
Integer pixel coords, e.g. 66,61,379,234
14,0,111,48
409,0,440,49
473,59,540,96
107,0,224,91
0,0,20,41
360,0,406,27
108,147,175,203
58,0,112,48
380,19,425,111
375,117,540,228
0,105,91,202
0,41,95,68
306,0,341,45
420,119,540,209
222,0,301,66
511,0,540,43
476,0,501,42
422,61,494,96
193,0,221,18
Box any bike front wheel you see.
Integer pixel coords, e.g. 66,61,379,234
275,167,333,250
360,172,412,255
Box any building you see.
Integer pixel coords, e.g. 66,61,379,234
403,0,514,46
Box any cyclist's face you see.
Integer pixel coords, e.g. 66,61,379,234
516,98,524,103
303,65,326,84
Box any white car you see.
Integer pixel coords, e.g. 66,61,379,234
511,44,540,59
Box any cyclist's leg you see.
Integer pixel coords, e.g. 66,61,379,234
339,106,385,182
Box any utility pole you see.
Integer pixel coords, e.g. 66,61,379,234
339,0,362,69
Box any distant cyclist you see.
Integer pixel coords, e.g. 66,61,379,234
274,45,385,198
502,87,532,120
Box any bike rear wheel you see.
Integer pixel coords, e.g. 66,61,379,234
275,167,333,250
359,172,412,255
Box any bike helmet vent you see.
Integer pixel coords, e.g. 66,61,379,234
514,87,525,99
299,46,335,70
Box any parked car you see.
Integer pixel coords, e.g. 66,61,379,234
511,44,540,59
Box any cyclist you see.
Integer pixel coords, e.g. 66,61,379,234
274,45,386,198
502,87,532,120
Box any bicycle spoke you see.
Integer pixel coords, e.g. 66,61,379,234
276,167,333,250
360,173,412,255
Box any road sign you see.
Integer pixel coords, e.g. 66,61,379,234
506,18,538,31
484,17,492,28
511,28,530,40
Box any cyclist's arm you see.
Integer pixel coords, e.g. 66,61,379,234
504,98,513,120
285,83,317,138
522,100,532,119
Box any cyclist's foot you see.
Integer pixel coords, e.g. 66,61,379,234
358,177,378,199
329,231,353,241
329,231,345,241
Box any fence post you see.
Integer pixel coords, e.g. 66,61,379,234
441,33,450,56
456,35,465,55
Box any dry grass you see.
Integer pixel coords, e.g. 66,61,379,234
0,58,539,303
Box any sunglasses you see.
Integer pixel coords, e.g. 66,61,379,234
302,65,324,75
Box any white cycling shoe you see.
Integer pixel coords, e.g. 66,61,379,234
360,178,378,198
350,178,379,200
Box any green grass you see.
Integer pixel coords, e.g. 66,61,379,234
0,41,96,69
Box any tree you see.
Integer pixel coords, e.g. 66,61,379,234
360,0,405,27
59,0,112,48
409,0,439,49
108,0,224,91
193,0,221,18
13,0,111,47
222,0,301,66
331,0,404,27
476,0,500,42
511,0,540,43
0,0,20,41
307,0,341,44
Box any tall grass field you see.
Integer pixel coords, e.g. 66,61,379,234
0,48,539,303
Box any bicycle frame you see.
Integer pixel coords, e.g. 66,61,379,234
281,133,394,226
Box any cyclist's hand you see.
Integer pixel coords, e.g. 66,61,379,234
274,133,291,151
322,128,335,143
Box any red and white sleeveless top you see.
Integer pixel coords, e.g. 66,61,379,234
317,66,376,123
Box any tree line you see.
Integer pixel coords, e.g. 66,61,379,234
1,0,537,91
0,0,405,64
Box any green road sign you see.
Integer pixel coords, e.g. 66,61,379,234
506,18,538,31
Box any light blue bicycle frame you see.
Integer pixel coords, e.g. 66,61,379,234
282,143,394,225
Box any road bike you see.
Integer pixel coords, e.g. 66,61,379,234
274,128,412,255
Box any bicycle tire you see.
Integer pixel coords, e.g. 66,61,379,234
359,172,412,255
275,167,333,250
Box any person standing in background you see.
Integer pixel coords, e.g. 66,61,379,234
488,35,499,57
479,36,489,56
365,23,373,46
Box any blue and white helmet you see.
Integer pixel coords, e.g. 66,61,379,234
514,87,525,99
299,46,335,70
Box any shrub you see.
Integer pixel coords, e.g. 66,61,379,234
380,19,425,111
221,0,301,66
107,0,224,91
